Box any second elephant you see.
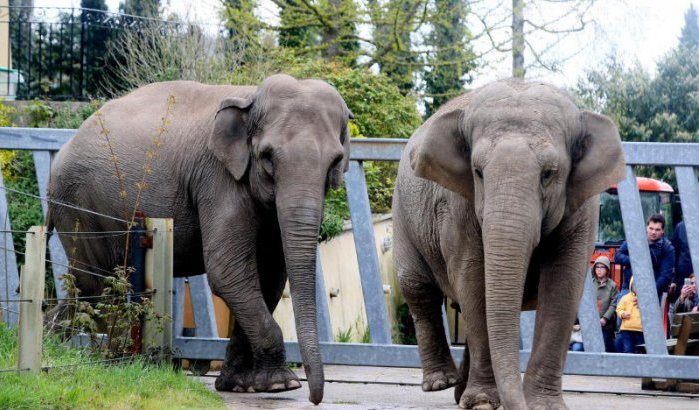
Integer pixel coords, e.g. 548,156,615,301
393,80,625,409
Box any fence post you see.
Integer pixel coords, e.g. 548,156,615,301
143,218,173,355
18,226,46,374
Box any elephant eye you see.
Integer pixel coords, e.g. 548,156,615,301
541,169,555,186
329,154,342,170
474,168,483,179
260,150,274,176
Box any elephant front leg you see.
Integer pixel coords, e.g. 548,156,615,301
451,262,500,409
523,217,595,409
209,230,299,393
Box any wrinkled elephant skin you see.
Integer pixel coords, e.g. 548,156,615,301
48,74,354,405
393,80,625,409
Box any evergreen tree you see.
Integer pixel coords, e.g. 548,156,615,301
423,0,475,116
82,0,111,96
679,4,699,49
575,5,699,185
119,0,160,18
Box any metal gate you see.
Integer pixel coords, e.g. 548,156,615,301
0,127,697,380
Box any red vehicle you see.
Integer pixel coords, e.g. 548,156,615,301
591,177,677,289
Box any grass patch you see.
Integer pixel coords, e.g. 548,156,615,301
0,324,224,409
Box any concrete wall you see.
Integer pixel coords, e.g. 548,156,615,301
273,215,401,342
192,215,403,343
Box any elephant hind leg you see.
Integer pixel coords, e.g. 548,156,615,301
397,245,459,391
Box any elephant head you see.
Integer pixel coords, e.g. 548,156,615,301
409,80,625,407
208,74,352,404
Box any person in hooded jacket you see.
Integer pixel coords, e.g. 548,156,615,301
592,256,618,352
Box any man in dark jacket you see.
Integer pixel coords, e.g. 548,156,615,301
615,214,675,299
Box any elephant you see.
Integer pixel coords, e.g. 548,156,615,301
392,79,625,409
47,74,353,404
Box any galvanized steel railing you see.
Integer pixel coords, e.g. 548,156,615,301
0,127,698,381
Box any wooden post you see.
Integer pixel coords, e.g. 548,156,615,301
143,218,173,355
18,226,46,373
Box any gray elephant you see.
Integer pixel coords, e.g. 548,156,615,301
393,80,625,409
47,74,353,404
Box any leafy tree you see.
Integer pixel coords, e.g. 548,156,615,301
274,0,360,67
367,0,421,93
423,0,475,116
222,0,263,50
277,0,317,50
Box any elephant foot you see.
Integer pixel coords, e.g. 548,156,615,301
458,386,500,409
253,367,302,393
422,368,462,392
215,366,301,393
525,394,568,410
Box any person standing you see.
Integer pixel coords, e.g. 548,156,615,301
616,278,644,354
615,214,675,299
592,256,618,352
669,221,695,303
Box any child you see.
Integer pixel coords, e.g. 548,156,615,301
616,277,644,353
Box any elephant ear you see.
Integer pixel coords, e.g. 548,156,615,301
209,96,253,181
328,109,354,189
567,111,626,214
409,109,473,199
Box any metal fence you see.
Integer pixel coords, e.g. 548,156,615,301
0,7,186,101
0,127,698,381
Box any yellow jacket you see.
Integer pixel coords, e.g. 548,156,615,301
616,291,643,332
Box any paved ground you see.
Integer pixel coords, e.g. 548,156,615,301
196,365,699,409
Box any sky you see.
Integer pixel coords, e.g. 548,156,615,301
34,0,699,88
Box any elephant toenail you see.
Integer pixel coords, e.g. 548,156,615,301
288,380,301,388
246,386,255,393
232,386,245,393
269,383,286,391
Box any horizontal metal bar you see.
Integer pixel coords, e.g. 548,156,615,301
348,138,406,161
173,337,699,379
0,127,74,150
0,129,696,168
622,142,699,166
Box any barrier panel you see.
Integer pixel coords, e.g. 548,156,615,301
0,127,697,381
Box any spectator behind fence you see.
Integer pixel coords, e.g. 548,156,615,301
615,213,675,299
616,277,645,354
569,319,584,352
593,256,618,352
669,221,695,303
670,273,699,318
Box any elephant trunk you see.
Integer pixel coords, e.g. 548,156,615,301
277,185,325,405
482,191,541,408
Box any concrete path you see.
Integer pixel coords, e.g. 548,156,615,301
197,365,699,409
